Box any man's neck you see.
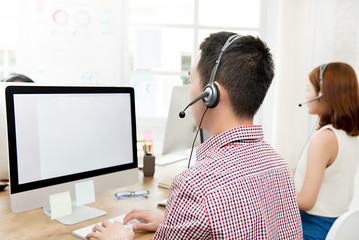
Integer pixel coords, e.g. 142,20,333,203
204,108,253,137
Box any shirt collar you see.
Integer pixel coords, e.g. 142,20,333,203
196,125,264,159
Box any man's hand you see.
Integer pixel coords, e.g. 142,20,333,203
124,209,164,232
86,220,134,240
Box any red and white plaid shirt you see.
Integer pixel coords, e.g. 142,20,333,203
154,125,302,239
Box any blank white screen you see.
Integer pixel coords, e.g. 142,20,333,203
13,93,133,184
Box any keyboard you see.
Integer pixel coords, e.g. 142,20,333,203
72,214,143,239
155,153,188,166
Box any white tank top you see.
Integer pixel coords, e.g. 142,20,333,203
295,124,359,217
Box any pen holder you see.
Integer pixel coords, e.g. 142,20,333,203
143,155,155,176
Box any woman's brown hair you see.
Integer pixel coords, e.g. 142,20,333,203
309,62,359,136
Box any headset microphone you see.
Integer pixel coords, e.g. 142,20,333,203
298,95,321,107
179,89,210,118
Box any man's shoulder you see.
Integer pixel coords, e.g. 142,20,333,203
173,143,289,194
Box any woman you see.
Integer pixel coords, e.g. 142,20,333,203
295,62,359,240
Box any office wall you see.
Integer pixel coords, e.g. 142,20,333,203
260,0,359,169
15,0,126,85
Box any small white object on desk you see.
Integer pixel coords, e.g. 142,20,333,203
49,191,72,220
157,199,167,207
75,180,95,206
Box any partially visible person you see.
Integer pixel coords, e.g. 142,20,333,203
295,62,359,240
2,73,34,83
87,32,303,240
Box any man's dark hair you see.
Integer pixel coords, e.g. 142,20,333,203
2,73,34,83
198,31,274,118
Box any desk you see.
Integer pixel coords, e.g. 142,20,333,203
0,163,185,240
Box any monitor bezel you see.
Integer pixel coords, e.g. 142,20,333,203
6,85,138,194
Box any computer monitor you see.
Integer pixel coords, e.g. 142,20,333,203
200,128,210,143
162,85,200,155
2,85,139,217
0,82,34,180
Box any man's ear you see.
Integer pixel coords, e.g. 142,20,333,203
214,81,222,95
214,81,230,104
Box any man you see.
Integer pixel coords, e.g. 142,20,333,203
87,32,303,239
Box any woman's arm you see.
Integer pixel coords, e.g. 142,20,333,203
297,129,338,211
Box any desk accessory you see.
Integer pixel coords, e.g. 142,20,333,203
143,131,155,176
143,155,155,176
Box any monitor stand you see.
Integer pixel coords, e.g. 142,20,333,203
43,202,106,225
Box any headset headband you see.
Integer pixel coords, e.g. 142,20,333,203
208,35,242,85
319,64,327,92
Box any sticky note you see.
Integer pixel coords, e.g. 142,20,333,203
144,130,152,141
137,130,144,141
75,180,95,206
49,191,72,220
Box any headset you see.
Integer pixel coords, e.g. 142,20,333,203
179,34,242,118
298,63,327,107
178,34,242,168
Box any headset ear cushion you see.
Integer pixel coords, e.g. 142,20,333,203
204,84,220,108
211,83,220,108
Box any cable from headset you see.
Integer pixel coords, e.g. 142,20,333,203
187,106,209,168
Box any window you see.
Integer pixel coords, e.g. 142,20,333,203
0,0,261,119
0,50,17,81
0,1,18,80
128,0,261,119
